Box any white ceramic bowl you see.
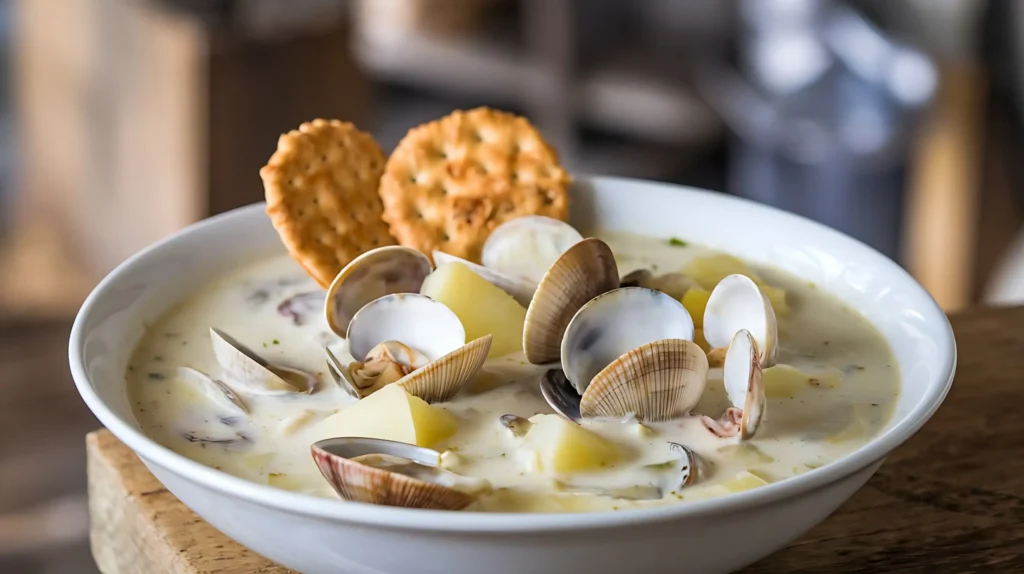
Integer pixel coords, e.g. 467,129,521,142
70,176,955,574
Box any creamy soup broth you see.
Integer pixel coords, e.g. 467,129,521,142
128,231,899,512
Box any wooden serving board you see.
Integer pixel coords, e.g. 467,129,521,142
87,430,295,574
87,307,1024,573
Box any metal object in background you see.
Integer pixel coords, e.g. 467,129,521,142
698,0,936,263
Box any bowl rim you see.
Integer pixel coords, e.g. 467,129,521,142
69,175,956,533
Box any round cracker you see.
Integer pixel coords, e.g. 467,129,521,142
261,119,396,288
379,107,571,263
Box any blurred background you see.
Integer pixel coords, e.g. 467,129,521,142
0,0,1021,571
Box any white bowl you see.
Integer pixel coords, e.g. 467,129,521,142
70,176,955,574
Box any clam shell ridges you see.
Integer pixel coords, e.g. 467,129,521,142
580,339,708,422
398,335,493,403
741,354,766,440
524,239,619,364
312,449,473,510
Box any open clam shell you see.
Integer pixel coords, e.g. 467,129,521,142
619,269,699,300
523,238,620,364
723,329,766,440
703,274,778,368
561,287,695,395
538,368,583,422
397,335,492,403
347,293,465,362
481,215,584,285
325,346,360,398
210,327,317,395
175,367,249,415
579,339,708,422
311,437,486,510
431,251,535,306
619,269,654,288
345,293,488,403
668,442,703,488
325,246,433,337
498,414,533,437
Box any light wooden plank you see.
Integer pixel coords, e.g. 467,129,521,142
903,64,986,311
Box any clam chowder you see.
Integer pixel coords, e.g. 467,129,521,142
128,230,899,513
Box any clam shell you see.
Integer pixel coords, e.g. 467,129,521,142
311,437,477,510
723,329,766,440
397,335,492,403
432,250,535,306
346,293,487,403
538,368,582,422
560,287,695,395
579,339,708,422
668,442,702,488
346,293,465,363
619,268,654,288
498,414,533,437
325,246,433,337
325,346,359,398
481,215,583,285
703,274,778,368
175,367,249,414
340,341,432,398
523,238,619,364
210,327,316,394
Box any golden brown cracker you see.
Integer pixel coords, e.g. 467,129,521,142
379,107,571,263
261,119,395,288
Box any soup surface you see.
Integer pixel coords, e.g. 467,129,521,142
128,231,899,512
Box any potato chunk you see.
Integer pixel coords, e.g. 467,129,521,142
420,262,527,358
316,384,457,447
685,255,788,315
764,365,840,398
524,414,621,474
685,254,759,290
720,470,770,492
681,288,711,328
693,328,711,353
759,283,789,315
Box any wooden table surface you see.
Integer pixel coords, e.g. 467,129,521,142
87,307,1024,573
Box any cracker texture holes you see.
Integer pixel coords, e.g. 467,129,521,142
379,107,571,263
261,119,396,288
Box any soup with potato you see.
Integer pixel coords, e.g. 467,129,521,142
127,220,899,513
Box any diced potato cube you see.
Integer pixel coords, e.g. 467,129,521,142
420,262,527,358
693,328,710,353
633,422,656,438
647,272,698,300
746,468,776,482
315,384,457,447
684,255,788,315
685,254,760,290
759,283,789,315
278,410,318,436
717,443,775,465
406,391,459,446
465,367,509,394
681,288,711,328
721,470,770,492
524,414,621,474
236,453,274,476
763,365,811,398
763,365,840,398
